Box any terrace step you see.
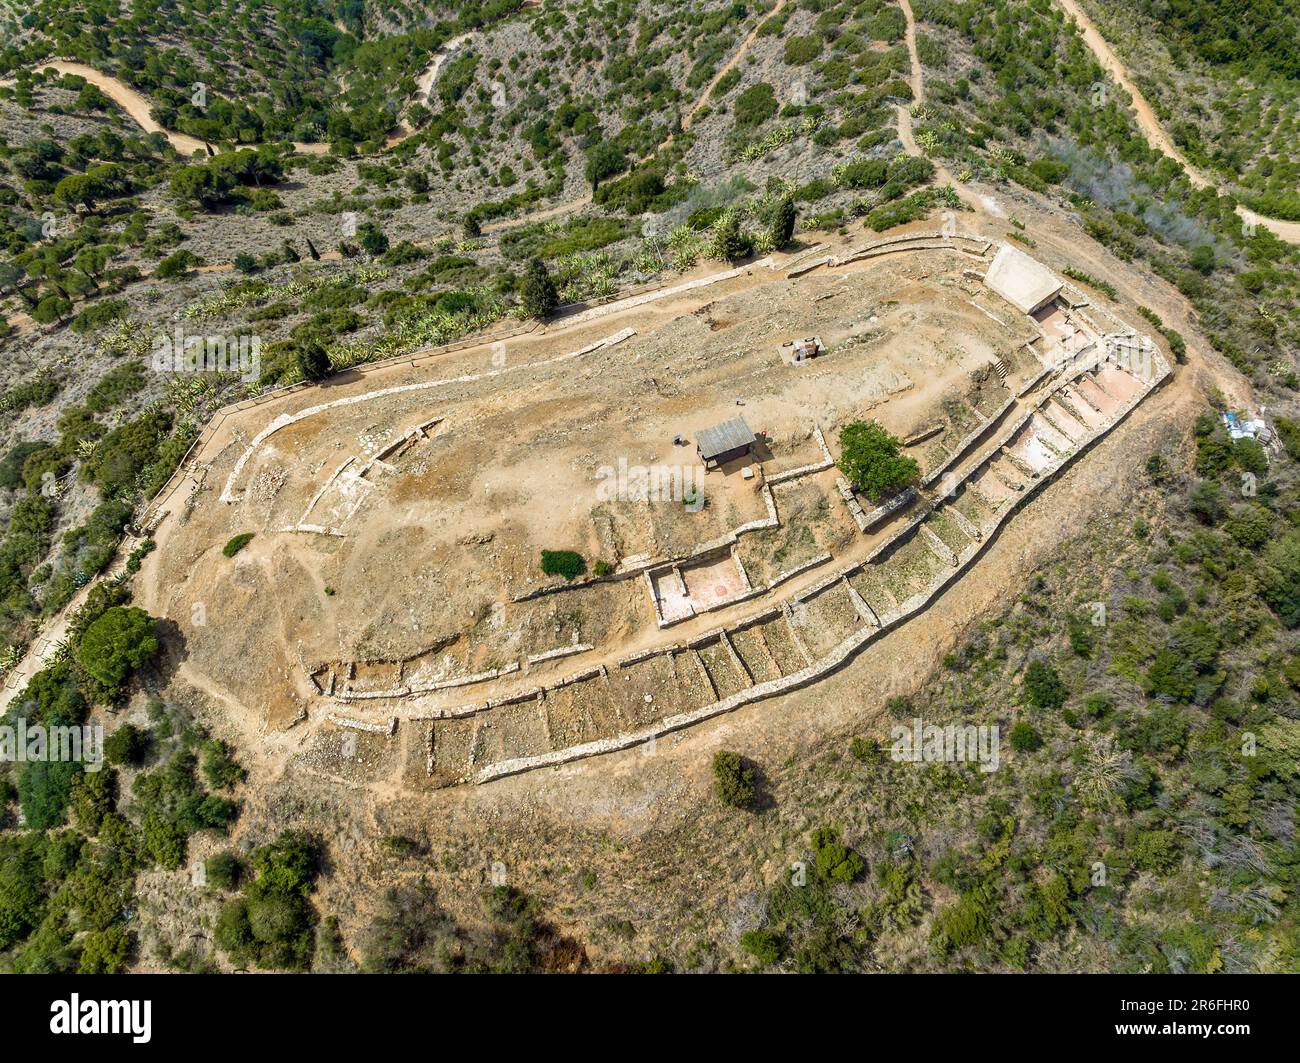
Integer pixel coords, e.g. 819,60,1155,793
920,523,960,567
1066,377,1105,414
844,579,881,627
1030,416,1074,457
790,583,871,656
1055,389,1104,430
944,504,983,543
1041,400,1088,442
729,622,783,683
1000,448,1038,481
990,464,1025,493
696,639,750,699
750,613,805,675
782,602,815,664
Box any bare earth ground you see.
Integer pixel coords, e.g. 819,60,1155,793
141,232,1041,737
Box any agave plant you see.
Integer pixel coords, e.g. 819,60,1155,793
1072,733,1141,811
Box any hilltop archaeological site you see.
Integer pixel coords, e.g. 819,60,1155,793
129,224,1167,795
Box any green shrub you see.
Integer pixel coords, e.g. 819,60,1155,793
206,851,243,891
540,549,585,579
739,929,782,964
1023,660,1067,710
811,826,865,883
712,750,757,809
518,258,559,318
1009,721,1042,752
201,740,246,790
75,606,159,702
850,736,882,763
783,35,822,64
223,533,254,558
733,83,778,128
104,723,149,767
215,831,321,971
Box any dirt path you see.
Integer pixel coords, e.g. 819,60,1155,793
1054,0,1300,245
6,46,471,158
5,61,209,155
895,0,923,156
385,32,477,146
896,0,983,216
683,0,788,133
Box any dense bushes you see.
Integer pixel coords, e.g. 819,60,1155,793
80,410,173,497
215,831,321,971
733,82,777,128
1023,659,1067,709
132,749,239,868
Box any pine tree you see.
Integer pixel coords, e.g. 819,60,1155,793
297,341,331,382
519,258,559,319
710,209,751,261
770,194,796,248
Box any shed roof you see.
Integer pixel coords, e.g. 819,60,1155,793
984,244,1062,315
696,415,756,459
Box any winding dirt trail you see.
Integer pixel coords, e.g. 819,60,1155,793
1054,0,1300,245
896,0,983,216
7,7,789,241
683,0,787,133
895,0,923,156
9,61,330,155
8,38,480,159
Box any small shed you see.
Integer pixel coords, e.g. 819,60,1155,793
696,415,756,469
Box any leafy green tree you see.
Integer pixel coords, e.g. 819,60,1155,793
216,831,321,971
836,421,919,501
709,208,751,261
31,294,72,325
1260,529,1300,627
584,140,628,189
0,835,46,950
78,926,131,973
358,222,388,256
